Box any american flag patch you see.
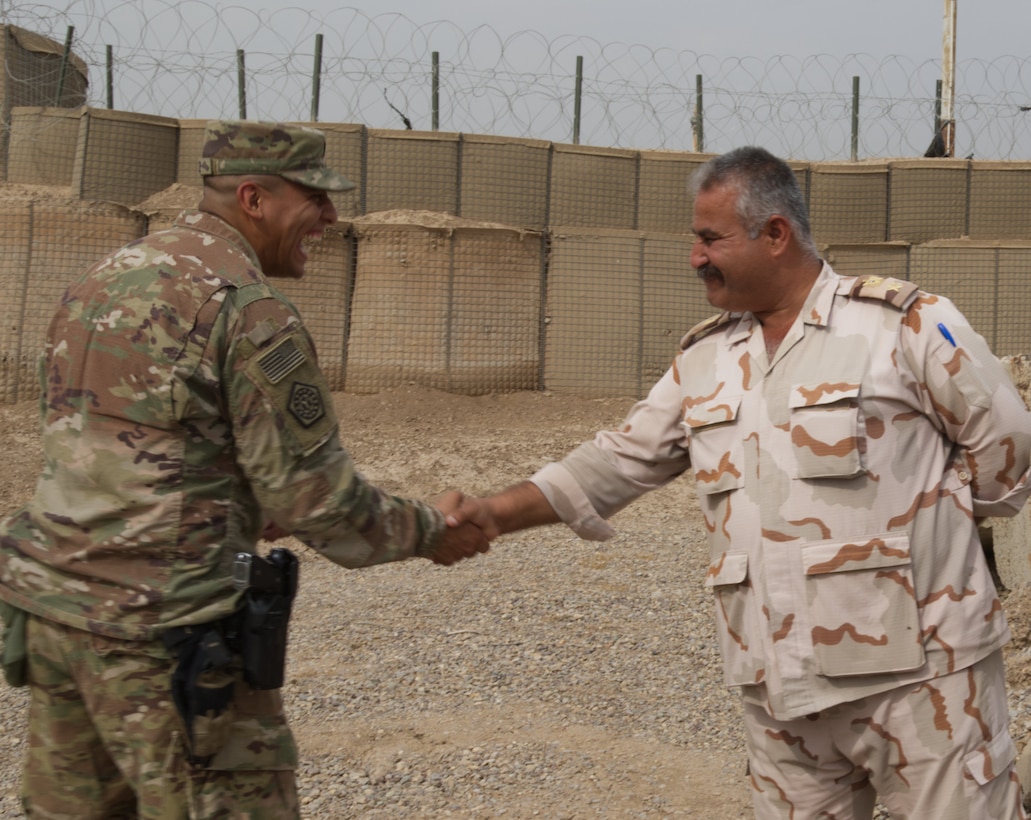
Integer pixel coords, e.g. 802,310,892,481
258,338,306,384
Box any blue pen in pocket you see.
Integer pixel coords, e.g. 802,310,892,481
937,323,957,347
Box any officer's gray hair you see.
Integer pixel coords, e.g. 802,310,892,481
690,146,819,259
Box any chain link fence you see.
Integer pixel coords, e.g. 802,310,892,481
3,0,1031,161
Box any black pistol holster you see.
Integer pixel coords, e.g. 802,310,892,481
162,547,298,766
231,547,299,691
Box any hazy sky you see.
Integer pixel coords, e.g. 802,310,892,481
318,0,1021,62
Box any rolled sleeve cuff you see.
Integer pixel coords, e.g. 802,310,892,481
530,463,616,541
974,465,1031,519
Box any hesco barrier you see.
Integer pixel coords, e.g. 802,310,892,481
345,212,542,395
986,356,1031,590
544,229,709,397
0,25,87,181
3,105,1031,403
0,197,146,403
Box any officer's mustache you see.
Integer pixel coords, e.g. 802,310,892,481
696,264,723,281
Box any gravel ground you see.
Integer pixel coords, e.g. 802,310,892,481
1,386,1030,818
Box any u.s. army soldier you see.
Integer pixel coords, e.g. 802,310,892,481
0,119,488,818
450,146,1031,819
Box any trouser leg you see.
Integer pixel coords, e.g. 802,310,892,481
22,614,136,819
744,651,1026,820
863,651,1025,820
744,699,876,820
21,614,300,820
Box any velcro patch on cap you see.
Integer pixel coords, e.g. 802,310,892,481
287,381,326,428
258,338,306,384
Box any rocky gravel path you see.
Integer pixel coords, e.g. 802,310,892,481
1,387,1030,818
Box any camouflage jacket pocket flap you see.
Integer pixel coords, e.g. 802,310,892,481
683,395,741,429
963,726,1016,786
789,382,860,409
705,551,748,587
802,534,910,576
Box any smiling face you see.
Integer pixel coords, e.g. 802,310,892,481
253,178,338,279
689,182,778,315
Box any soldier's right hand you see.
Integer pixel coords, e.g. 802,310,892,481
429,521,491,565
428,491,491,565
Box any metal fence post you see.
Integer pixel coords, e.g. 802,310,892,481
692,74,704,152
54,26,74,105
573,55,583,145
934,78,943,133
106,44,114,109
236,49,246,119
432,51,440,131
851,76,860,161
310,34,323,122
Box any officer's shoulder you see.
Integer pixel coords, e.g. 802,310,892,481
839,274,920,311
679,312,735,351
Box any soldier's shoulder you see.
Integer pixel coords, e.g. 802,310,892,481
839,274,920,311
679,312,735,351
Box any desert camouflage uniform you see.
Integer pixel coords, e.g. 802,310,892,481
530,263,1031,817
744,649,1023,818
0,206,446,817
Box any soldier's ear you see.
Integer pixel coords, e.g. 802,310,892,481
237,181,264,218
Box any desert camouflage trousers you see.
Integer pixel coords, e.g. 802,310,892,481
20,613,299,819
744,650,1025,819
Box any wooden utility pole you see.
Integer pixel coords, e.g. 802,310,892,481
940,0,957,156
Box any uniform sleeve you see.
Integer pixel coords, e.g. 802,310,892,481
531,366,692,540
899,293,1031,518
225,295,445,567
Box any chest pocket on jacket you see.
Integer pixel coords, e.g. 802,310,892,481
789,383,864,479
683,394,744,496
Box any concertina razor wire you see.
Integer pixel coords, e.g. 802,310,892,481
3,0,1031,161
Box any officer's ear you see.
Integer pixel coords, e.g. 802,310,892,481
764,214,792,256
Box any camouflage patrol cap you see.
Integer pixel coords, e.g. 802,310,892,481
198,120,355,192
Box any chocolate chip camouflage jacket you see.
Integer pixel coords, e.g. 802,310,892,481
531,263,1031,720
0,210,444,641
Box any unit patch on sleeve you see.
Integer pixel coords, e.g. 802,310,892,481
287,381,326,428
244,329,338,455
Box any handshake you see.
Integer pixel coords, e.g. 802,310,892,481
427,489,498,566
262,482,554,568
427,481,557,566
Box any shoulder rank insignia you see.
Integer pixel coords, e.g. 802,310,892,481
679,312,734,350
846,275,920,310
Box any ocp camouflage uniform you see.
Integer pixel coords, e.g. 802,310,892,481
0,182,446,814
530,263,1031,818
1,208,443,639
